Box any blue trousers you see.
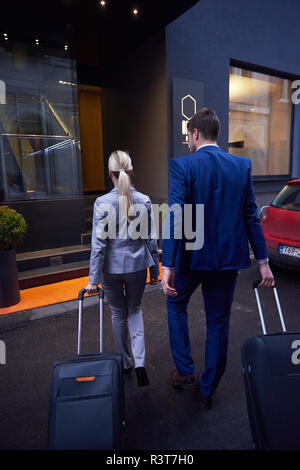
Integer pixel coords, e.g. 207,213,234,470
167,269,238,398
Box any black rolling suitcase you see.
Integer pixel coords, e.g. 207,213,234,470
241,280,300,450
47,287,126,450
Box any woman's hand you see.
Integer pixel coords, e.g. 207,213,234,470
150,275,158,285
149,266,159,285
86,283,98,294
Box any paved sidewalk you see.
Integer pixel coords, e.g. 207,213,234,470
0,262,299,450
0,282,161,331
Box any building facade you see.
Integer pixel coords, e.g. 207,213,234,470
0,0,299,285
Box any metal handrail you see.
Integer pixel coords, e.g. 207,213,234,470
1,133,73,139
0,133,80,200
22,139,75,158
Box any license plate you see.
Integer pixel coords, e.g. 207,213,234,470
279,245,300,258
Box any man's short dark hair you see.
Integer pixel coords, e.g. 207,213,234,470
187,108,220,141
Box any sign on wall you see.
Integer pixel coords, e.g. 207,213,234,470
172,77,204,157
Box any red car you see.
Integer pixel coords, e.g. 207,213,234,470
260,179,300,271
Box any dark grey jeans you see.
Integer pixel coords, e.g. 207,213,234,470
101,269,147,369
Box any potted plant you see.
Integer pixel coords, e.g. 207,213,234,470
0,206,27,307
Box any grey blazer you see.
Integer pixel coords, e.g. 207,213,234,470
89,186,160,284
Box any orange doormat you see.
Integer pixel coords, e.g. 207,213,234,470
0,264,163,316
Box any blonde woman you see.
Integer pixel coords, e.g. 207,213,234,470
86,150,159,387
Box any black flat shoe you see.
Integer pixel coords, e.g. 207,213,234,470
135,367,149,387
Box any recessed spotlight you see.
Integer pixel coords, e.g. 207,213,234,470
3,33,7,37
100,0,106,6
64,45,68,50
133,8,139,15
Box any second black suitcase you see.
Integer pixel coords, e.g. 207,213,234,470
47,287,126,450
241,280,300,450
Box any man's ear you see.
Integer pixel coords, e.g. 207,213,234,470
194,128,200,140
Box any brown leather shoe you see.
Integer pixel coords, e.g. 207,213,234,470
195,372,212,410
169,370,195,389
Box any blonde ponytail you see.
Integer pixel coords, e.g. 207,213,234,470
108,150,134,222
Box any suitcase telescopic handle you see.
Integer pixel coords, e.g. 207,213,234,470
252,280,287,335
77,287,105,355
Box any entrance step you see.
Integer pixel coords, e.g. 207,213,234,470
81,232,92,245
18,252,162,290
18,260,90,290
85,206,93,219
84,193,104,207
85,217,93,231
17,245,91,272
82,192,104,241
17,241,162,289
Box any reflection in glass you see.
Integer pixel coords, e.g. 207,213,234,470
0,40,82,201
229,66,292,176
272,185,300,211
1,135,80,200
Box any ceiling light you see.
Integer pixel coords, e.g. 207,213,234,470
3,33,7,37
64,45,68,50
59,80,76,86
133,8,138,15
100,0,106,6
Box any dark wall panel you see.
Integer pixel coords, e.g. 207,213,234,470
101,31,169,201
3,198,86,253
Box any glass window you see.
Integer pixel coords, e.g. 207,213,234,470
229,66,292,177
3,135,80,200
272,184,300,211
0,40,82,201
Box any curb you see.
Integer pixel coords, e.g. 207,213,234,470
0,282,164,332
0,254,256,332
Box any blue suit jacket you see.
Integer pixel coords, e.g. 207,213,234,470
162,145,268,272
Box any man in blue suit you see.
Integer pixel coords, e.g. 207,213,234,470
161,108,274,410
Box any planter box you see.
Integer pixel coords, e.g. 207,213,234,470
0,248,20,308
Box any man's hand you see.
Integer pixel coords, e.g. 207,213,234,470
258,262,275,287
162,268,177,297
85,283,98,294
